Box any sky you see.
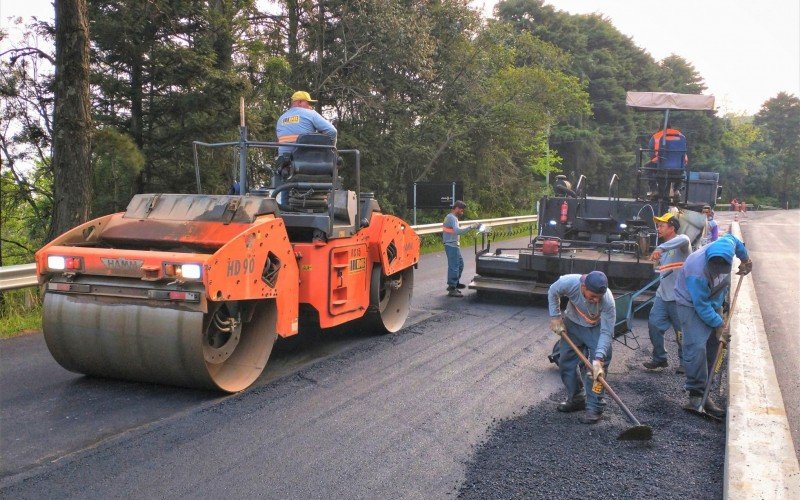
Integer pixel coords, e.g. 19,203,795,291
2,0,799,115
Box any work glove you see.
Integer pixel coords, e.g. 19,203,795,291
470,223,480,230
591,359,604,382
737,259,753,276
550,317,566,335
715,324,731,344
649,249,662,262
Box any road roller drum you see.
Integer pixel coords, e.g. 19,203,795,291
43,293,278,392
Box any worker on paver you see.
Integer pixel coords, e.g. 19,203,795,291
644,212,691,373
548,271,615,424
674,234,752,418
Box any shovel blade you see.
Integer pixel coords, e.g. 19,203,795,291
683,406,724,422
617,424,653,441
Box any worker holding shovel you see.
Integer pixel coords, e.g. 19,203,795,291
674,234,752,418
548,271,616,424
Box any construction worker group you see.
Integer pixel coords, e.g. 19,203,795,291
548,212,752,424
283,89,753,425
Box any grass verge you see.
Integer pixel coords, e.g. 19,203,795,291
0,289,42,338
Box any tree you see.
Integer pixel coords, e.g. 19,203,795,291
89,0,285,194
754,93,800,208
1,20,55,262
48,0,92,241
718,115,764,200
493,0,730,197
91,128,144,217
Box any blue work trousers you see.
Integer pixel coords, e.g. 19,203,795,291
445,245,464,288
648,297,683,365
677,304,719,393
558,318,612,413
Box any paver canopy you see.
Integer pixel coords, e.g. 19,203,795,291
626,92,715,111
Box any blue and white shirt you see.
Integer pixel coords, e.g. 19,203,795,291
276,107,337,155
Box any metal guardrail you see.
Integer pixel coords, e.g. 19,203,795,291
412,214,538,235
0,215,538,292
0,263,38,292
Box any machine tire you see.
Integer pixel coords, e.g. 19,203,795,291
361,265,414,334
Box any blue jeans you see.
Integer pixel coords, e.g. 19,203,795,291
648,297,683,364
558,318,613,413
677,304,718,393
445,245,463,288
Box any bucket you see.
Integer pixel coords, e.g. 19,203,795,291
677,209,706,245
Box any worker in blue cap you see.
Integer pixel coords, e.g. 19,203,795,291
674,234,752,418
548,271,616,424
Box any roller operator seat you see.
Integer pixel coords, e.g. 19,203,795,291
281,133,337,182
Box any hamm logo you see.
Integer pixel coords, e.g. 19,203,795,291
101,258,144,271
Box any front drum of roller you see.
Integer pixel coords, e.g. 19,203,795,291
42,293,277,393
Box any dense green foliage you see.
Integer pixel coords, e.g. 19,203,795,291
2,0,799,269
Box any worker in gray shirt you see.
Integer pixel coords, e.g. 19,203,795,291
443,200,477,297
548,271,616,424
644,212,691,372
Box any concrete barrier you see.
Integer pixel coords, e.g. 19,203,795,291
725,222,800,498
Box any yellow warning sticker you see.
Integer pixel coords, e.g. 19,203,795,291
349,257,366,273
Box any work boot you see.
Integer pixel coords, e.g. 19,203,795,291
557,397,586,413
684,391,704,411
447,288,463,298
580,410,602,424
703,396,726,419
456,283,466,289
643,359,669,370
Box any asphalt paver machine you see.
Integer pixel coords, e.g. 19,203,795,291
469,92,719,302
35,115,420,393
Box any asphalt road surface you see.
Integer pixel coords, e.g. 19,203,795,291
1,233,725,498
738,209,800,460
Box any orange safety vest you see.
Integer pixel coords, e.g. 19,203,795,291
568,300,601,326
656,262,685,273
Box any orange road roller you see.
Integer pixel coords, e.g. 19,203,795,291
35,131,419,392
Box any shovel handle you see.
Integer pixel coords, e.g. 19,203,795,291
558,331,643,427
721,273,745,332
700,274,746,408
